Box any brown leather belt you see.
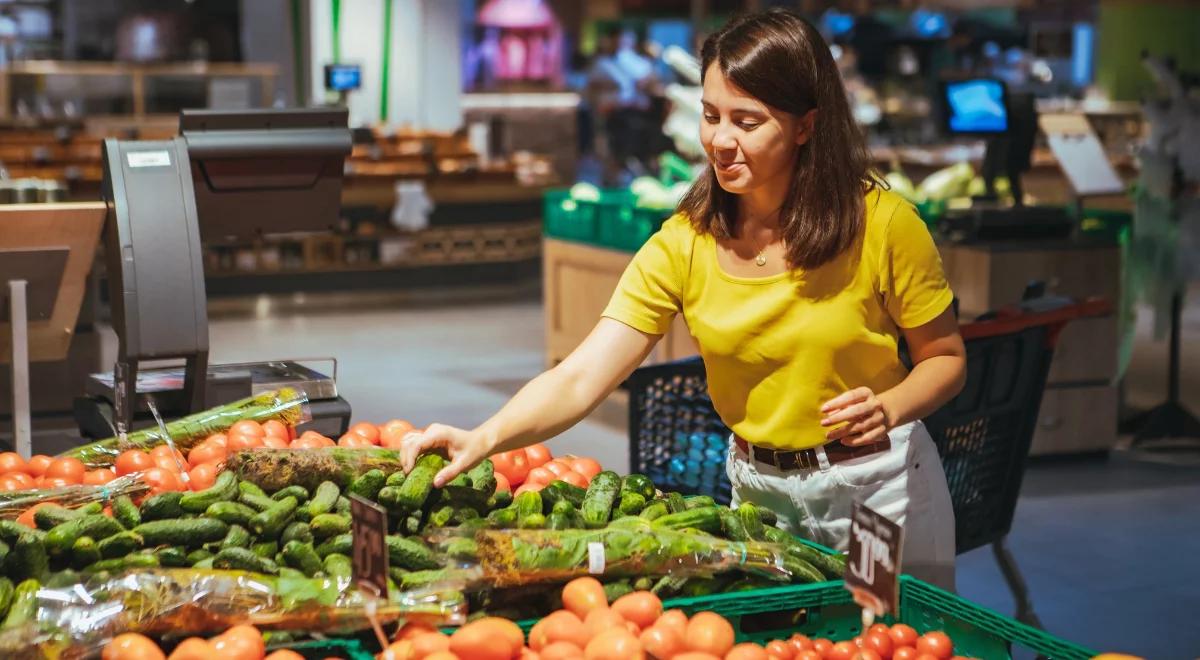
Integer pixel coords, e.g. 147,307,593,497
733,435,891,471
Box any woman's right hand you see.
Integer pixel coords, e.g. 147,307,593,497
399,423,494,488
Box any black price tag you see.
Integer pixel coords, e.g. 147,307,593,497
844,500,903,617
350,494,389,599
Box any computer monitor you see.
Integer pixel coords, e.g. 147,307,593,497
179,108,352,241
324,64,362,92
941,78,1009,135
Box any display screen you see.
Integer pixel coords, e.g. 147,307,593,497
324,64,362,92
943,79,1008,134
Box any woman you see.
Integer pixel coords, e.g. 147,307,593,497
402,9,965,588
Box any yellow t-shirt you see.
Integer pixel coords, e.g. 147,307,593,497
602,188,953,450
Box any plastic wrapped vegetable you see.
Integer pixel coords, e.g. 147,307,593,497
0,568,466,659
58,388,309,469
226,447,411,492
0,474,149,519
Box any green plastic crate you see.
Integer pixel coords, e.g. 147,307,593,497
543,188,671,252
543,189,598,243
270,638,375,660
667,575,1096,660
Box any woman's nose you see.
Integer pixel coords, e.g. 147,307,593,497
710,123,738,151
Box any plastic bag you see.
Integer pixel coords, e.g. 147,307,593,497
429,521,802,588
0,473,149,519
0,568,467,659
224,447,408,491
59,388,310,469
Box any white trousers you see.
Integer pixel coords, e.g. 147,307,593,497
727,420,957,590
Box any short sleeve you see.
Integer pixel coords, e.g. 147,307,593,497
880,203,954,328
601,215,687,335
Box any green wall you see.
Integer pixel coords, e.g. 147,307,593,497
1096,0,1200,101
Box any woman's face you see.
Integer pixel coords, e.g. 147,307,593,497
700,63,810,198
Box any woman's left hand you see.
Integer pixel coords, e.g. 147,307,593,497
819,387,893,447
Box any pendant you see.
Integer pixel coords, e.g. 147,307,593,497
755,253,767,266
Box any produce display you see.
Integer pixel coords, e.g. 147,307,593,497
101,625,335,660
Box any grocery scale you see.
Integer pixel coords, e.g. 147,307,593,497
73,108,355,441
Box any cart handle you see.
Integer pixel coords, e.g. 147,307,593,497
959,297,1112,347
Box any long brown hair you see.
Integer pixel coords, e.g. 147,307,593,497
677,8,880,270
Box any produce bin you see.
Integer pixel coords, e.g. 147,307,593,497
542,188,671,252
269,638,376,660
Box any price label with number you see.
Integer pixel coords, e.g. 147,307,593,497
350,494,389,599
844,500,903,617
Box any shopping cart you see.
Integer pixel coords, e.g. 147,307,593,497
625,295,1110,626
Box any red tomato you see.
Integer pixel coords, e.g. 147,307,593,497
0,475,23,491
513,483,544,496
262,420,290,439
526,466,555,487
187,463,220,491
558,470,588,488
764,639,793,658
45,457,86,484
490,451,518,484
915,632,953,659
863,632,893,659
17,502,51,528
206,433,229,449
0,452,27,475
827,641,860,660
141,467,182,494
263,436,290,449
891,647,919,660
338,434,372,448
226,433,264,452
525,443,552,468
795,652,824,660
115,450,152,477
493,472,511,494
382,418,415,434
150,444,185,462
853,651,882,660
42,476,75,489
568,457,602,480
868,624,891,637
812,640,834,657
289,436,323,449
889,625,918,648
507,451,530,485
6,472,33,489
230,420,265,438
788,635,813,654
188,442,226,468
543,460,570,477
349,422,381,444
25,455,52,478
153,453,185,474
83,468,117,486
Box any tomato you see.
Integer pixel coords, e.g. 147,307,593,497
115,450,153,476
764,639,793,658
187,463,220,491
382,418,415,434
16,502,52,528
337,434,371,448
891,647,919,660
263,435,290,449
513,482,543,496
45,457,86,484
788,634,813,654
0,475,24,491
289,436,324,449
188,442,226,468
102,632,165,660
561,577,608,619
889,624,918,648
528,610,587,651
726,643,769,660
83,468,117,486
230,420,265,438
795,651,824,660
493,472,511,494
0,452,27,474
150,445,185,462
6,472,33,489
612,591,662,629
205,433,229,449
558,470,589,488
526,466,555,487
262,419,290,439
25,455,52,478
863,631,893,659
915,632,953,659
543,460,570,477
827,641,860,660
163,637,216,660
853,650,883,660
42,476,75,489
349,422,381,444
568,457,602,480
226,433,264,452
812,640,834,657
506,451,530,485
583,629,643,660
491,451,518,484
153,453,186,474
868,624,891,637
525,443,553,468
685,611,735,657
141,467,182,494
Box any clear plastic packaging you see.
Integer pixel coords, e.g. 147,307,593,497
0,473,149,519
0,568,467,659
59,388,310,469
225,447,407,492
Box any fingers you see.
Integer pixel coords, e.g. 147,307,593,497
820,387,871,414
820,400,876,427
433,454,473,489
839,426,888,447
824,411,884,441
400,424,447,472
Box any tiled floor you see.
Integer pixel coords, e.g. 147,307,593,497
197,283,1200,658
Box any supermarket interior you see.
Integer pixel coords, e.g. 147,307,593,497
0,1,1198,659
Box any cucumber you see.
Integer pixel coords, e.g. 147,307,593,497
221,525,252,550
0,521,40,544
486,506,518,528
445,538,478,561
309,513,351,540
758,507,779,528
97,531,143,559
401,513,423,536
278,567,306,580
467,459,497,497
85,554,159,573
280,522,314,546
250,496,298,539
685,495,717,510
251,541,279,559
45,515,124,556
762,527,845,579
239,491,277,513
305,481,340,518
314,534,351,558
0,578,13,621
518,513,546,529
213,547,279,574
394,454,444,511
34,504,81,530
140,492,185,521
782,556,826,584
156,546,190,568
385,535,439,570
272,485,310,504
514,490,543,519
334,496,351,515
205,501,258,527
323,553,352,579
238,480,268,499
550,499,576,517
0,540,8,565
617,492,647,516
737,503,765,540
428,505,455,529
620,474,656,500
376,486,405,513
542,480,586,509
2,579,39,628
633,576,655,591
348,469,386,501
187,548,214,565
604,579,634,603
79,502,104,516
639,501,669,521
547,512,573,530
719,507,750,541
440,485,488,512
666,492,687,514
180,471,239,513
71,536,102,569
384,470,407,488
281,541,323,577
488,489,513,510
134,518,229,547
650,506,722,534
112,496,141,530
581,471,621,528
192,558,215,569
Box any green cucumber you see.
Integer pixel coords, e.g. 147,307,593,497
79,502,104,516
428,505,455,528
34,504,81,530
514,490,543,519
620,474,656,500
761,527,845,579
547,511,573,529
180,471,239,513
309,513,351,540
0,521,40,544
445,538,478,561
467,459,497,497
758,507,779,528
639,501,669,521
140,492,185,521
685,495,717,510
280,521,314,546
0,578,13,621
239,491,277,513
440,485,488,512
281,541,323,577
112,496,141,530
85,554,159,573
348,469,386,501
737,503,765,540
384,470,407,488
2,579,39,628
334,496,351,515
238,480,268,499
488,489,513,510
376,486,405,513
251,541,279,559
213,547,279,574
604,579,634,603
486,506,518,528
650,506,722,534
192,558,215,569
719,507,750,541
518,513,547,529
278,567,306,580
156,546,190,567
188,548,214,565
97,531,143,559
385,535,439,570
205,501,258,527
0,540,8,565
134,518,229,547
666,492,687,514
542,480,586,509
581,471,621,528
272,485,310,504
315,533,352,558
221,525,252,550
394,454,444,511
71,536,102,569
617,492,647,516
323,553,352,579
45,515,124,556
305,481,340,518
250,496,298,539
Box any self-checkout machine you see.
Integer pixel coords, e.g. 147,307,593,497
73,108,355,441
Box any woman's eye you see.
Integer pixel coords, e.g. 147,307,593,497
738,121,759,130
703,114,719,123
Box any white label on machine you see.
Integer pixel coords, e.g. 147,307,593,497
127,151,171,168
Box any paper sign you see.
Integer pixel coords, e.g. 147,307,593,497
350,494,389,599
1039,113,1124,197
844,501,903,616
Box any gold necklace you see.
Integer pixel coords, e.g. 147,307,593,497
755,250,768,267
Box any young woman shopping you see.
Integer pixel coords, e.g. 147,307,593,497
401,8,965,588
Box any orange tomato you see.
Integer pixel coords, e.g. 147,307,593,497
506,451,530,485
17,502,52,528
583,606,626,640
230,420,265,438
558,470,589,489
83,468,117,486
187,442,226,468
450,618,521,660
788,634,813,654
525,443,553,468
526,466,555,487
863,631,893,659
889,624,919,648
25,455,52,478
891,647,919,660
165,637,217,660
337,434,371,448
153,453,186,474
826,641,859,660
263,436,290,449
289,436,323,449
513,483,543,496
490,451,518,484
102,632,165,660
584,629,644,660
640,625,686,660
541,641,585,660
656,609,688,638
568,457,602,480
612,592,662,629
764,639,793,659
6,471,33,489
205,433,229,449
141,467,182,494
562,577,608,619
382,418,415,434
915,632,953,659
528,609,587,651
726,643,770,660
42,476,76,489
410,632,451,657
684,611,734,657
0,475,24,491
0,452,27,474
187,463,220,491
263,651,305,660
211,625,265,660
543,460,570,477
811,639,834,657
115,450,154,477
226,433,265,452
349,421,381,444
262,419,290,439
150,445,185,462
45,457,86,484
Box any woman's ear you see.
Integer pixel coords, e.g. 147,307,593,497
795,109,818,146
